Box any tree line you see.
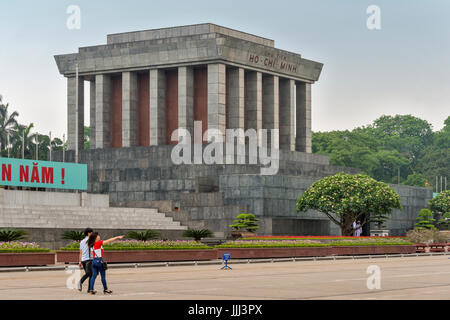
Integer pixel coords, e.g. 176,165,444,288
312,114,450,189
0,95,91,160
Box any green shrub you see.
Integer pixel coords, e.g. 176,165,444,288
183,229,214,241
414,209,436,230
0,241,50,253
61,230,85,241
0,229,28,242
229,213,259,232
214,238,412,249
60,240,211,251
126,230,160,241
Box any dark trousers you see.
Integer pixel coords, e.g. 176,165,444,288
80,260,93,291
90,258,108,291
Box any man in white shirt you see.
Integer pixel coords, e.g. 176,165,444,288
78,228,93,292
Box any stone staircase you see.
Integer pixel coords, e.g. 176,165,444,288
0,204,187,231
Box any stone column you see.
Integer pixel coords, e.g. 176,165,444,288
263,75,279,147
95,74,111,149
245,71,263,133
178,66,194,140
296,82,312,153
279,78,295,151
226,67,245,130
122,71,138,147
67,77,84,151
149,69,166,145
89,80,96,149
207,63,226,141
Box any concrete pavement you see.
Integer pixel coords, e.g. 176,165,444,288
0,256,449,300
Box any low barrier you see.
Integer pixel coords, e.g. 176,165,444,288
56,249,217,264
215,247,332,259
415,243,449,253
0,252,56,267
216,245,416,259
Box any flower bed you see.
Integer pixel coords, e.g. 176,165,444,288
0,242,54,267
0,242,51,253
215,240,328,248
216,238,412,248
60,240,212,251
329,238,412,246
214,239,415,258
243,236,405,241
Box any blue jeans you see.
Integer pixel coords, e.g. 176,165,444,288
89,258,108,291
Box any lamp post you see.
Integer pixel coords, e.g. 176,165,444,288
34,135,39,160
22,130,24,159
7,131,10,158
62,133,65,162
49,131,52,161
75,63,79,164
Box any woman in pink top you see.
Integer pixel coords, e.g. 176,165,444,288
87,232,124,295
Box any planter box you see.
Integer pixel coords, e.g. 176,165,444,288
56,249,217,264
331,245,416,256
216,247,332,259
0,252,56,267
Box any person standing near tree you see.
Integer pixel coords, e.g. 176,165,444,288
353,220,362,237
78,227,93,292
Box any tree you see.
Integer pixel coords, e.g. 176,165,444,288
10,123,34,159
296,172,401,236
370,114,434,166
402,173,427,188
437,212,450,230
229,214,260,232
414,209,436,230
84,126,90,150
416,117,450,190
0,95,19,152
429,190,450,214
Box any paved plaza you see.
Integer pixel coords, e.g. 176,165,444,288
0,256,449,300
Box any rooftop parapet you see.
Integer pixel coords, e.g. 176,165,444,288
106,23,275,48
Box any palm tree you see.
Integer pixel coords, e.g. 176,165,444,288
11,123,34,159
0,95,19,153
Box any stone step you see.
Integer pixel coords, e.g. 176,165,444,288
0,203,187,231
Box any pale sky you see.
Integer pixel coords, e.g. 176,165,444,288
0,0,449,139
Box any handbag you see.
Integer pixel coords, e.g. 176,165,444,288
102,260,108,270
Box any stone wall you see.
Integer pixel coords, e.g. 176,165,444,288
0,189,109,208
52,145,433,236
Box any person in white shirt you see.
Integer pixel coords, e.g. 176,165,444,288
353,221,362,237
78,228,93,292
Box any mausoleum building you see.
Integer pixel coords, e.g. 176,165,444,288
53,24,431,237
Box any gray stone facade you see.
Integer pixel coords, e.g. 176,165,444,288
51,144,433,236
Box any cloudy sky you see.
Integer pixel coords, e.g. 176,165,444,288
0,0,448,139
